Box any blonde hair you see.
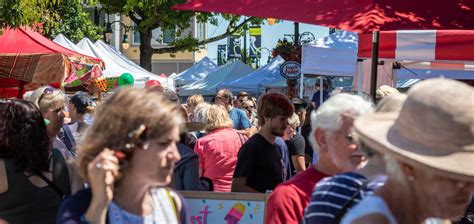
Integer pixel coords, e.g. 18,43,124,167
77,88,184,180
26,86,68,112
376,85,400,100
205,104,233,132
186,95,205,108
376,94,407,113
257,93,294,126
288,113,300,128
384,154,412,191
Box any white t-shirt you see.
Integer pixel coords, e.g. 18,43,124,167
341,195,397,224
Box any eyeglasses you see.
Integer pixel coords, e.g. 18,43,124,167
38,87,54,104
331,130,358,143
243,106,255,110
346,132,358,143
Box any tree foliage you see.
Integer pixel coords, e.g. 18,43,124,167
0,0,102,41
98,0,263,70
42,0,103,42
0,0,56,28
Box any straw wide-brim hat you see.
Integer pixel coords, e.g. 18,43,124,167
186,122,206,132
355,78,474,182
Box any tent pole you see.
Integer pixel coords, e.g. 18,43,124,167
370,31,379,102
319,76,323,105
97,89,103,102
18,80,25,99
299,73,304,99
357,59,363,96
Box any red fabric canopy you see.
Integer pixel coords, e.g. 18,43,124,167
0,27,102,62
0,27,103,98
358,30,474,61
173,0,474,32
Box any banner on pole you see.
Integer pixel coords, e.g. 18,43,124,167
249,26,261,59
228,34,242,59
217,45,227,66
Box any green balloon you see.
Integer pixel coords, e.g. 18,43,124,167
118,73,134,86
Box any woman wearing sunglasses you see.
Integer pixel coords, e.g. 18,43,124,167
26,86,83,195
58,88,187,224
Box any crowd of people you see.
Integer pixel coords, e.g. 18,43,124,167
0,78,472,224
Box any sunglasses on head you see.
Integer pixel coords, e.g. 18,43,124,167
38,87,55,104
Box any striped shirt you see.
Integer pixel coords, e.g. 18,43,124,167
302,172,385,224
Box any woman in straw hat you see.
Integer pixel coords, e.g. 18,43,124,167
57,88,187,223
342,78,474,224
303,94,407,224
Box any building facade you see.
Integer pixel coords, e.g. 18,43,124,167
103,13,208,76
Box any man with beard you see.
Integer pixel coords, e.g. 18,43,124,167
265,93,374,224
231,93,294,193
215,89,251,136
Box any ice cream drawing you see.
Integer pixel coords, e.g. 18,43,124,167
224,203,246,224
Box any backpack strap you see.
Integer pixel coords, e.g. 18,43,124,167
33,171,65,198
332,179,369,224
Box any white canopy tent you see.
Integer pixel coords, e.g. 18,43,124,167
53,34,89,55
180,60,253,96
170,57,219,86
302,31,359,77
76,38,169,88
301,31,474,98
94,40,174,90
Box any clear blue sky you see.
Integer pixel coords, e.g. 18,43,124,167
206,18,329,66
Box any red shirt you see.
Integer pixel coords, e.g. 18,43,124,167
194,128,243,192
265,167,329,224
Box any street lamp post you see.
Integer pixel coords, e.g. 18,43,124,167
94,7,109,26
104,21,131,49
284,26,315,99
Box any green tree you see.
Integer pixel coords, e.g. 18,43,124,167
0,0,56,28
99,0,262,71
42,0,103,42
0,0,101,41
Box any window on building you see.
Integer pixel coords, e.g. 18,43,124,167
196,22,206,41
162,29,176,43
132,23,141,45
132,22,175,45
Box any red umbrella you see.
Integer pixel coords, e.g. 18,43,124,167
174,0,474,98
173,0,474,32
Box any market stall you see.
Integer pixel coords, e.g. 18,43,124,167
180,60,253,96
0,27,103,98
170,57,219,86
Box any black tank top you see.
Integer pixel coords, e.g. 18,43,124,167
0,159,62,223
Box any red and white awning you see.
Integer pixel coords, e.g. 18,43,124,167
358,30,474,62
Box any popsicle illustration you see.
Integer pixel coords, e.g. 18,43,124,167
224,203,246,224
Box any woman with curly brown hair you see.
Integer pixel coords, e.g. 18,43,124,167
57,87,187,224
0,100,64,223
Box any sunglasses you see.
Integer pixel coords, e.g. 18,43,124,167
38,87,55,104
243,106,255,110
